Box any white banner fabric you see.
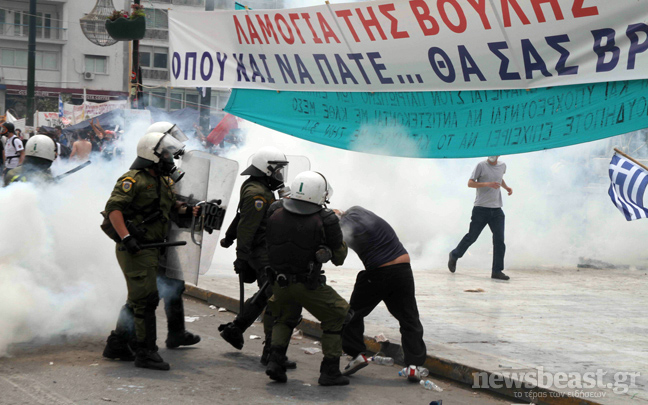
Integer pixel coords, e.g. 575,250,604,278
169,0,648,92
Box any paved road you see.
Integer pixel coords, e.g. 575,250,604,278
0,298,511,405
202,263,648,404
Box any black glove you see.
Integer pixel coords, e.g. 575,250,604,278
220,238,234,248
234,258,257,283
122,235,141,255
233,258,251,275
315,246,333,263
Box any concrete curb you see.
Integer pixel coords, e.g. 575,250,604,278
186,284,601,405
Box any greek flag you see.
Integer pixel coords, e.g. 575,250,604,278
608,153,648,221
58,95,64,117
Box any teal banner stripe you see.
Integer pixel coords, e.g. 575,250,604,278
225,80,648,158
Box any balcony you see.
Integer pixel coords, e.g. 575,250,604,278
0,22,67,41
142,68,170,81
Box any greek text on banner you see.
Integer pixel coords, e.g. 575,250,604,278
224,80,648,158
169,0,648,92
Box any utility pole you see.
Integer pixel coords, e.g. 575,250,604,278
26,0,37,126
199,0,214,130
131,0,142,109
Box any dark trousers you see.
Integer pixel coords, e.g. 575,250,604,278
451,206,506,274
157,274,186,333
233,255,274,336
342,263,427,366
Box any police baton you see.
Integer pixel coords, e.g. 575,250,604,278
140,241,187,249
54,160,91,181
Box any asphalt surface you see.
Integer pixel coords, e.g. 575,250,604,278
0,297,512,405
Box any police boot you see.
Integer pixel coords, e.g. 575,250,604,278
318,357,350,386
265,346,288,383
218,322,244,350
134,343,170,371
261,334,297,369
102,331,135,361
165,297,201,349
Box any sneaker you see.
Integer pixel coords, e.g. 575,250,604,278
448,252,457,273
341,354,369,376
491,272,510,281
405,365,421,383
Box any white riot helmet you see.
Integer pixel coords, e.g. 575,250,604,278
146,121,188,142
241,146,288,190
130,131,186,182
283,171,333,215
25,134,57,162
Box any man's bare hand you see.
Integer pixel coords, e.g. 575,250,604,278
488,182,501,189
504,187,513,196
192,206,200,216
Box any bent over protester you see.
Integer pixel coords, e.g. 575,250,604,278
336,206,427,382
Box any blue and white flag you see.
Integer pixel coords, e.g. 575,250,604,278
608,154,648,221
58,95,64,117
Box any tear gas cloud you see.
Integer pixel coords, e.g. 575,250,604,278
1,109,644,356
0,118,148,356
213,123,648,272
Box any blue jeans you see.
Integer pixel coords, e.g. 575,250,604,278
451,206,506,274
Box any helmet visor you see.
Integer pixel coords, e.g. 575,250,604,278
155,134,185,159
167,124,188,142
268,161,288,183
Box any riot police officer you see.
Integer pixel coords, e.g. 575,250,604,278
218,146,296,368
102,129,192,370
4,134,56,186
264,171,350,386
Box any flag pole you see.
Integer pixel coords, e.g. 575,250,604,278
614,148,648,172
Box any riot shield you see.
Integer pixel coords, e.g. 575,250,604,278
160,151,238,285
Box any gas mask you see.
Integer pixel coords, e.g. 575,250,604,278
267,162,287,191
154,134,186,182
487,156,499,163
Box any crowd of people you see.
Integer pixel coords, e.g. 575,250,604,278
5,117,513,388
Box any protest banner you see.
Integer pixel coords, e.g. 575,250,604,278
225,79,648,158
170,0,648,92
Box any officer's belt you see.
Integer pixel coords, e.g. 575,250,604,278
277,273,309,285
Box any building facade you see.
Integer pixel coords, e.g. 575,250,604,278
1,0,285,121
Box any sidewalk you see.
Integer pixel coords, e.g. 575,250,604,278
190,263,648,405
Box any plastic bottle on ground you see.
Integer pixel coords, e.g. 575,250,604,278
398,366,430,377
420,380,443,392
371,356,394,366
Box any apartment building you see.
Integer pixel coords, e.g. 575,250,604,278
0,0,285,119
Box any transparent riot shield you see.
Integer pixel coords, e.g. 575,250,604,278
161,151,238,285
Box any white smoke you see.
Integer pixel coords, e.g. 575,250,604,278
0,118,147,357
212,122,648,273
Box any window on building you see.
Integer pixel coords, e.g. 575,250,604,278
140,46,168,69
169,92,183,110
145,9,168,29
150,91,166,109
0,49,58,70
186,93,199,109
85,55,107,74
